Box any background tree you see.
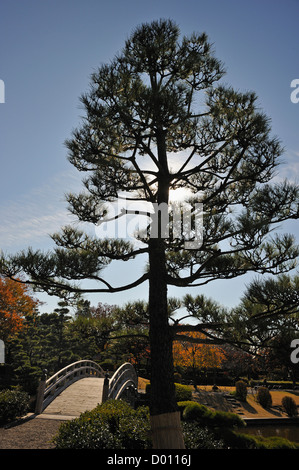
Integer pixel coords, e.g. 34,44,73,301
3,309,41,392
230,274,299,384
263,333,299,385
220,345,257,382
224,274,299,354
1,19,299,447
41,301,74,371
71,301,117,358
109,301,150,371
0,277,39,342
4,304,76,392
173,331,225,382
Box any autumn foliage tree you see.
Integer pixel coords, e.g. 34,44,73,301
173,331,225,376
0,277,39,341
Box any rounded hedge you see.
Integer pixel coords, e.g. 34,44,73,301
53,400,151,449
282,396,298,417
256,386,272,408
145,383,192,402
178,400,245,428
0,389,30,424
235,380,247,402
53,398,299,450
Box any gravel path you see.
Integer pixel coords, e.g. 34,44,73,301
0,417,62,449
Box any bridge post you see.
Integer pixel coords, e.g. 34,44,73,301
35,369,48,414
102,373,109,403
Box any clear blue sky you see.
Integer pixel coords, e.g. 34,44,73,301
0,0,298,313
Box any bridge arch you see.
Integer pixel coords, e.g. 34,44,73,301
108,362,138,400
35,360,105,414
35,360,138,415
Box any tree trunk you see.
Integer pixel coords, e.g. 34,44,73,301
148,236,185,449
147,124,185,448
150,411,185,449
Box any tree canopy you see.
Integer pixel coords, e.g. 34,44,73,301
1,19,299,448
2,20,298,297
0,277,39,341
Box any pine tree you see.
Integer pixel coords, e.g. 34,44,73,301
1,19,299,447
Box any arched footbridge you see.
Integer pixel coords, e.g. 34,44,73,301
35,360,138,419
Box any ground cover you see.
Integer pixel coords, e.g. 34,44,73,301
1,380,298,449
193,386,299,418
138,378,299,418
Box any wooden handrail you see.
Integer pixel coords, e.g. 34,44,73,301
46,360,104,386
35,360,105,414
35,360,138,414
108,362,138,400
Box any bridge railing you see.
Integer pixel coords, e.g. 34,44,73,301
107,362,138,401
35,360,105,414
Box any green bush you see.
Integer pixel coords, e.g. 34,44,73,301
210,409,246,428
54,398,299,450
0,389,30,424
99,360,114,371
282,396,298,417
173,372,182,383
145,383,192,402
256,386,272,408
181,401,213,424
179,401,245,428
229,431,299,449
53,400,151,449
54,418,119,449
175,383,193,401
54,398,226,450
182,422,225,449
177,400,195,414
235,380,247,401
178,400,299,449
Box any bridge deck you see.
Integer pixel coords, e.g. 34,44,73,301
41,377,104,419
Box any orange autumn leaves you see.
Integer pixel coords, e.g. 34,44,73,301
173,331,225,370
0,277,39,341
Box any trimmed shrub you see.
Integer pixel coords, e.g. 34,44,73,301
53,398,299,450
177,400,200,415
53,400,151,449
282,396,298,417
247,433,298,449
256,386,272,408
182,401,214,424
0,389,30,424
209,409,246,428
173,372,182,383
235,380,247,402
178,400,298,449
175,383,193,402
179,401,245,428
182,422,225,449
222,430,299,449
145,383,192,402
54,418,119,449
